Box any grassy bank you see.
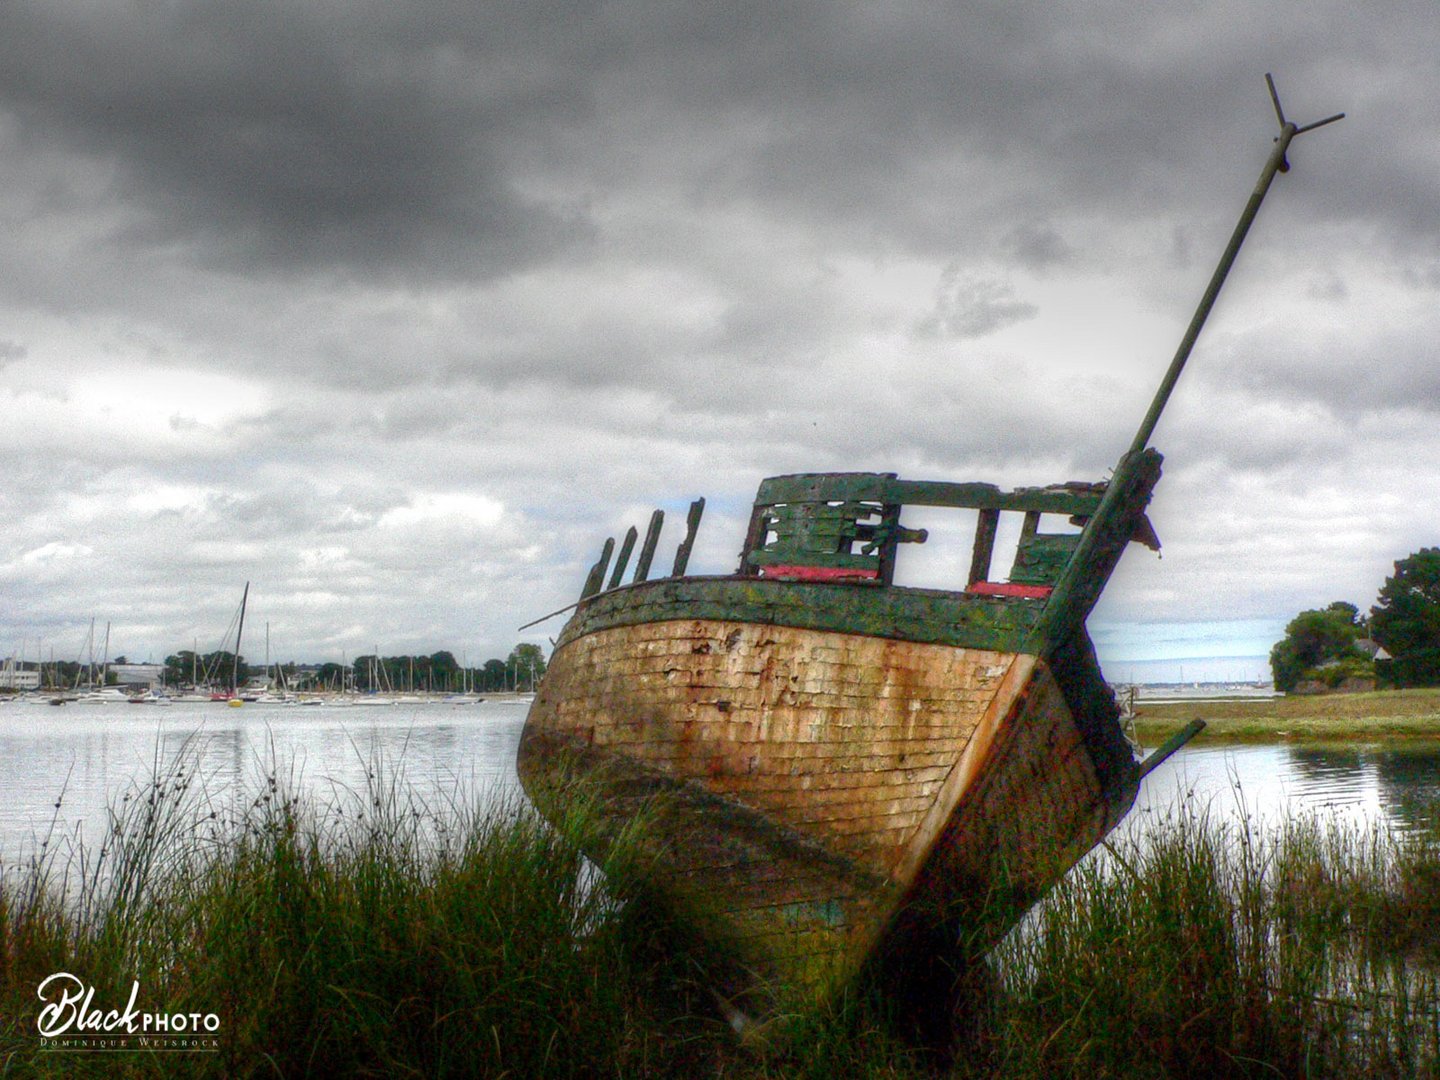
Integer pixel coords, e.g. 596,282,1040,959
983,808,1440,1079
2,753,1438,1077
0,754,756,1077
1134,687,1440,744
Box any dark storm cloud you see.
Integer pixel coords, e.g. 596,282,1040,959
3,0,1438,664
6,0,1416,294
1001,223,1074,271
0,1,598,280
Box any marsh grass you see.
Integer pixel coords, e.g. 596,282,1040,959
1133,687,1440,743
0,743,755,1077
974,804,1440,1079
1,743,1437,1078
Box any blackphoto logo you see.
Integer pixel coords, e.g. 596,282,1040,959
35,972,220,1053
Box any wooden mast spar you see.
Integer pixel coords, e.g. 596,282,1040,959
1035,75,1343,653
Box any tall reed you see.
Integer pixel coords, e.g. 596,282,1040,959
972,802,1440,1079
1,746,1437,1078
0,744,747,1077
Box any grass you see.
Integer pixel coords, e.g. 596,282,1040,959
1,747,1438,1077
972,806,1440,1079
0,747,923,1078
0,751,726,1077
1133,687,1440,744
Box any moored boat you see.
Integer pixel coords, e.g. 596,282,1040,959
518,81,1342,1026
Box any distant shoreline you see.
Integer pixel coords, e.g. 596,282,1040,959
1134,687,1440,744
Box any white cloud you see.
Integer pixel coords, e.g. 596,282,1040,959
378,493,505,529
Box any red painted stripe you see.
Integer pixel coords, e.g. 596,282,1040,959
761,565,881,582
966,581,1053,599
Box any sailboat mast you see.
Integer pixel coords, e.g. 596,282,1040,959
233,581,250,695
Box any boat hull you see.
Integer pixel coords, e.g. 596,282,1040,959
518,596,1138,1004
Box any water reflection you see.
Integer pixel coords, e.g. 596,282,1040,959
1134,740,1440,837
1375,749,1440,834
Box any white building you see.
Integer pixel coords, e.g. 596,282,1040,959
110,663,165,689
0,663,41,690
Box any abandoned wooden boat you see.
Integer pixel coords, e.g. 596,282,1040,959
518,81,1341,1015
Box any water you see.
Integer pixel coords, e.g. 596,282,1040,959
1133,739,1440,837
0,698,530,858
1,699,1438,862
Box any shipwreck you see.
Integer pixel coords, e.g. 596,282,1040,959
517,79,1342,1025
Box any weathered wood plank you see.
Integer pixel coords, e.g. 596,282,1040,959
747,550,882,570
530,619,1028,882
670,497,705,577
607,525,639,590
968,508,1000,586
754,473,1106,516
632,509,665,583
1010,531,1081,586
561,575,1043,653
579,536,614,600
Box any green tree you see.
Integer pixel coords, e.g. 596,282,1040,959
1269,602,1368,693
507,643,547,690
1370,548,1440,687
482,659,508,691
314,662,349,690
352,655,381,692
52,660,82,688
187,650,246,690
163,651,201,687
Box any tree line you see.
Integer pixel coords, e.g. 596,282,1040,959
1270,547,1440,692
159,643,548,693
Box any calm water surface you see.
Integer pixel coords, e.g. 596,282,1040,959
0,699,530,858
2,699,1438,861
1130,740,1440,838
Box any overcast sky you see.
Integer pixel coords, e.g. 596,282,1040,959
2,1,1436,679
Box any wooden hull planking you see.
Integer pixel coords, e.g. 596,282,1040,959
518,612,1134,999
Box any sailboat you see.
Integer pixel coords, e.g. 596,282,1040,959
207,582,251,704
518,80,1343,1020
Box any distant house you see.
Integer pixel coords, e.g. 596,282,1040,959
1294,640,1387,695
0,661,40,690
109,663,165,689
1354,638,1392,661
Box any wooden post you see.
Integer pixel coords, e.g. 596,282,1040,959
738,504,771,576
634,510,665,583
581,537,615,600
608,526,639,590
1138,719,1206,779
968,509,1000,586
671,498,705,577
877,504,903,585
